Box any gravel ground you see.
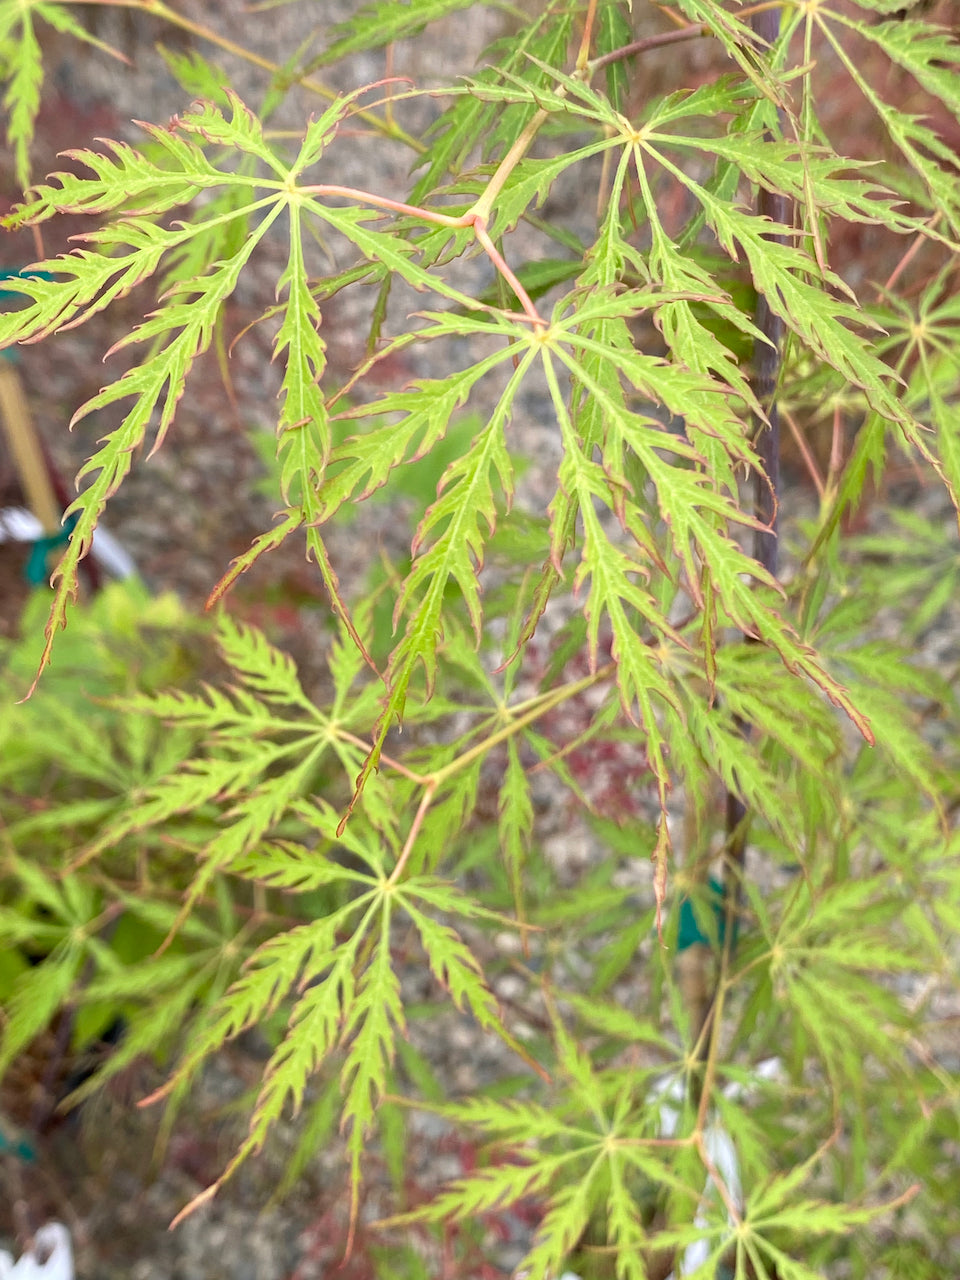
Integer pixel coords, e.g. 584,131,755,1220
1,4,957,1277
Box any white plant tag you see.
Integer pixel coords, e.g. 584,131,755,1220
0,1225,73,1280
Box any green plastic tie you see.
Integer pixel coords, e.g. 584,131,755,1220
25,513,77,585
0,269,57,365
677,877,729,952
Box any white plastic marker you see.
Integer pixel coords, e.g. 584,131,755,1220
0,507,137,579
662,1058,783,1278
0,1224,73,1280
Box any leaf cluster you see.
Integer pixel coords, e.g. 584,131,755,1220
0,0,959,1275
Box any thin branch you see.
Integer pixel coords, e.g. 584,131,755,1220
590,24,708,72
387,784,436,886
576,0,601,71
590,1,785,74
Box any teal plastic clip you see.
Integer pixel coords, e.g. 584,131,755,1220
677,877,730,952
0,268,56,299
0,1119,36,1163
0,269,56,365
25,513,77,585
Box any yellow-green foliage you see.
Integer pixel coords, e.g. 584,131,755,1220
1,1,959,1276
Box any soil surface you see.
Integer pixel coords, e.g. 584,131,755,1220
1,3,957,1277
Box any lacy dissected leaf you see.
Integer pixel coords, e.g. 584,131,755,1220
755,881,921,1079
7,121,256,231
680,697,803,849
606,1160,651,1280
67,965,214,1106
640,76,917,236
0,93,371,684
273,203,330,496
322,343,516,521
398,886,502,1030
156,903,371,1217
0,210,264,345
568,342,872,738
814,12,960,234
382,1153,564,1227
640,144,926,438
0,1,126,188
543,352,677,785
483,139,617,241
403,365,522,634
340,914,405,1196
673,0,790,106
843,18,960,122
553,341,755,598
213,614,318,710
1,4,40,191
409,0,574,199
86,620,347,862
718,642,845,777
0,940,82,1079
559,303,756,474
596,150,762,491
663,133,919,233
157,43,233,108
207,509,304,608
386,991,689,1268
232,839,376,893
33,216,277,689
351,348,535,794
379,1090,602,1232
485,10,580,156
157,875,425,1224
825,644,942,804
746,1149,894,1238
452,57,630,152
176,91,291,173
77,221,274,433
86,733,329,895
310,0,477,66
519,1176,600,1280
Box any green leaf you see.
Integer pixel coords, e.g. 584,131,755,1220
163,899,370,1110
341,915,405,1195
607,1155,651,1280
498,739,534,922
0,943,82,1079
322,345,516,521
845,19,960,122
399,892,502,1032
353,349,535,795
213,613,316,711
1,3,126,189
382,1154,563,1226
519,1170,599,1280
310,0,478,67
597,0,635,113
815,11,960,234
2,6,40,189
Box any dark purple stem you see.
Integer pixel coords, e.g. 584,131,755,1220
752,7,787,580
718,3,787,1010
